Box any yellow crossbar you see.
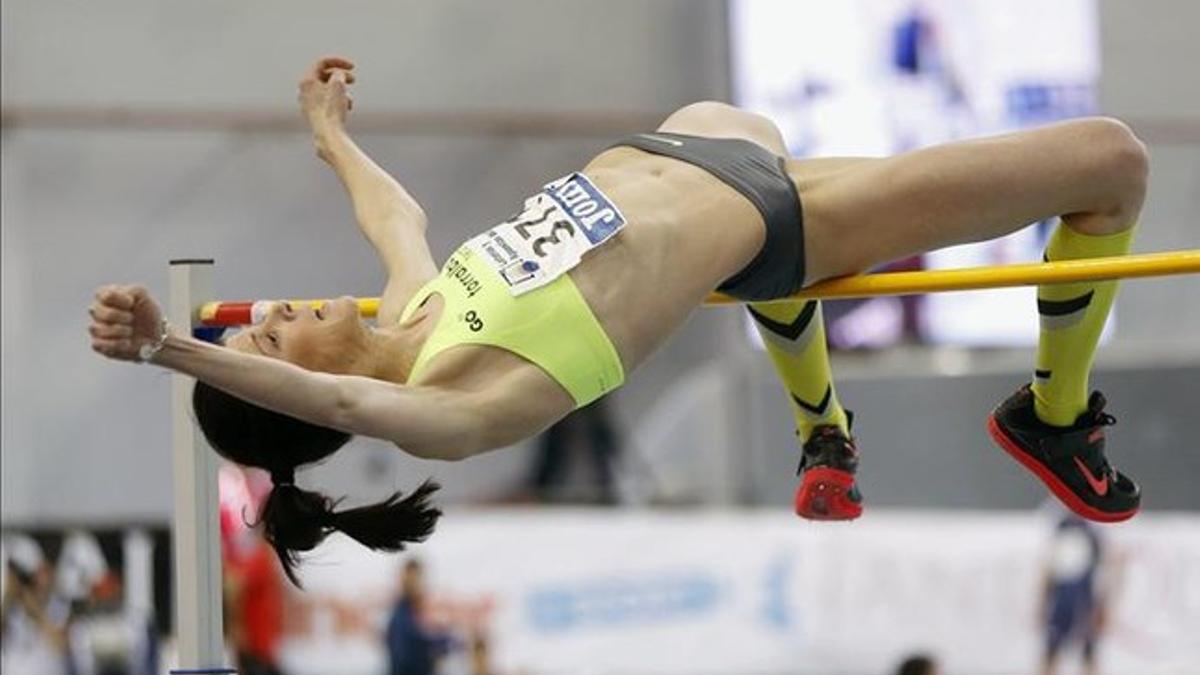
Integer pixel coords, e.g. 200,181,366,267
714,249,1200,305
198,249,1200,325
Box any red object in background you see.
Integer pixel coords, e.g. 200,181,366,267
219,465,286,667
228,541,286,665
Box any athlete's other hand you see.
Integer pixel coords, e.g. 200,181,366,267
89,285,165,362
299,56,355,155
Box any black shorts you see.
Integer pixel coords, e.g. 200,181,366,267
611,132,805,301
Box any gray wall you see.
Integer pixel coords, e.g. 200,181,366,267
2,0,1197,524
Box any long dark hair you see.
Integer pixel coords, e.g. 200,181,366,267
192,381,441,586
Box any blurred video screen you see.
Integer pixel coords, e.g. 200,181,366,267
730,0,1101,346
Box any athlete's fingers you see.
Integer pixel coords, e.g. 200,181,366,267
318,65,351,83
90,323,133,339
319,56,354,70
94,285,117,303
89,304,133,324
328,69,356,88
316,56,354,79
327,68,355,85
90,337,128,358
97,287,134,310
124,285,151,303
119,285,155,314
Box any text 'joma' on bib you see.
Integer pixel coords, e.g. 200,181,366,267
466,173,627,295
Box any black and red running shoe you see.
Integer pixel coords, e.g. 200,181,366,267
988,385,1140,523
794,414,863,521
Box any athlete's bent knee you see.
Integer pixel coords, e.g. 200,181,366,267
673,100,740,118
1095,117,1148,178
1080,117,1149,229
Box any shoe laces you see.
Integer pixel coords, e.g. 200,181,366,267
1083,412,1118,478
808,425,854,449
798,425,856,473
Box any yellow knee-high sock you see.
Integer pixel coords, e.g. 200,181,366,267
1032,223,1135,426
748,300,849,441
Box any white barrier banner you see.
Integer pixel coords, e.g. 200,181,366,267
283,510,1200,675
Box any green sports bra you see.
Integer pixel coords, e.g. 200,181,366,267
399,243,625,408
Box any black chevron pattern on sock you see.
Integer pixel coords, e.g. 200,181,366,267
1038,291,1094,317
1035,369,1052,380
792,385,832,416
747,301,818,341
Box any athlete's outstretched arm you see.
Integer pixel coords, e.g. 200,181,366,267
89,285,483,459
298,57,438,324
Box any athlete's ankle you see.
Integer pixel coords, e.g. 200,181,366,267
1032,391,1087,429
796,408,851,442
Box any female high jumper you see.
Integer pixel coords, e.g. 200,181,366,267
89,57,1146,582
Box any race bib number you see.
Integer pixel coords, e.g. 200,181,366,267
465,173,627,295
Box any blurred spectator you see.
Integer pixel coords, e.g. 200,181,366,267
74,572,160,675
1,534,70,675
4,531,159,675
57,531,120,674
385,559,453,675
55,532,109,605
1040,514,1108,675
527,399,621,504
894,653,940,675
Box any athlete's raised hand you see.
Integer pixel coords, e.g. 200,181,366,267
88,285,166,362
299,56,356,156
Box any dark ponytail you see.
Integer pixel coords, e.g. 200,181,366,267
260,479,441,586
192,381,442,586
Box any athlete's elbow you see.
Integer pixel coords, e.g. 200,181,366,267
441,422,495,461
400,415,492,462
399,442,455,461
423,445,475,462
327,379,366,433
401,435,482,462
362,201,428,233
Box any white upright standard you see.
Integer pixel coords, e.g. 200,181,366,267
168,259,236,674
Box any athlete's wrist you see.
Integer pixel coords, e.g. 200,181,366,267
313,125,350,158
137,318,172,364
141,330,200,369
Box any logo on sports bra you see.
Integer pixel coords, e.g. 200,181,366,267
444,255,483,298
462,310,484,332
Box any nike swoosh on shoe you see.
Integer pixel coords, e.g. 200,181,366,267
1073,456,1110,496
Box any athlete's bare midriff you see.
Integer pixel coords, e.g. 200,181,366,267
410,146,769,435
570,146,766,368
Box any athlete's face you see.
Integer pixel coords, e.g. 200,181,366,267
225,297,369,374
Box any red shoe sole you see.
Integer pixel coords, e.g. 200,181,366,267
795,466,863,521
986,414,1138,523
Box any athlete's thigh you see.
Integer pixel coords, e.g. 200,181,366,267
657,101,789,156
799,119,1140,282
